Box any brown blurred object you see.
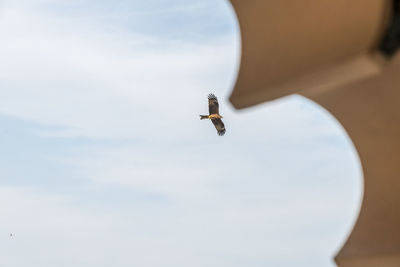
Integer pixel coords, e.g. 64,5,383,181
228,0,400,266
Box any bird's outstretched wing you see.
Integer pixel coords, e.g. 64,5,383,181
211,118,226,136
208,94,219,115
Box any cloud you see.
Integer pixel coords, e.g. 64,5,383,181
0,94,362,267
0,186,116,266
0,1,362,267
0,2,239,139
52,95,362,267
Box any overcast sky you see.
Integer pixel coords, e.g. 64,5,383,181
0,1,362,266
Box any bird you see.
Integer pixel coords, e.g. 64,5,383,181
200,93,226,136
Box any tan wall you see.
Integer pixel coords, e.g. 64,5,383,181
304,58,400,266
229,0,390,108
228,0,400,265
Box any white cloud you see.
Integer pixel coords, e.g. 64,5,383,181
0,3,239,139
52,95,362,266
0,1,362,267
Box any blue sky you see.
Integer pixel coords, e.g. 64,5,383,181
0,1,362,266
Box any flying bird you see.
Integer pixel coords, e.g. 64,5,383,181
200,93,226,136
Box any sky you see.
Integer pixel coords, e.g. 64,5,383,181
0,1,363,266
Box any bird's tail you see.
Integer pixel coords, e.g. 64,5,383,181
200,115,208,120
